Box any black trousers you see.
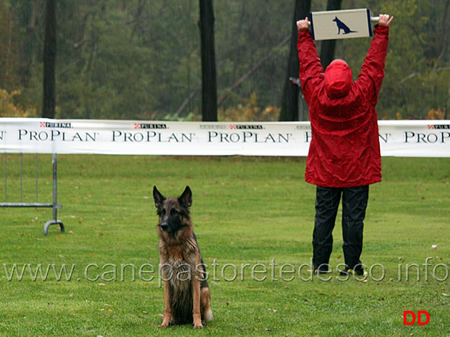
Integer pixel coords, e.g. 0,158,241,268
312,185,369,272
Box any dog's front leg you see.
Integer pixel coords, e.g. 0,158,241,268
192,277,203,328
159,281,172,328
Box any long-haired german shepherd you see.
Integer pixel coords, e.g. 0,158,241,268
153,186,213,329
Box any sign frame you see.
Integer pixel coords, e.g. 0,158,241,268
309,8,373,41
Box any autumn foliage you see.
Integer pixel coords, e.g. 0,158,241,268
0,89,37,118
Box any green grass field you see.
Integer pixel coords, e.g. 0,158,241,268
0,155,448,336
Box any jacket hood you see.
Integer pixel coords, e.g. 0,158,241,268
324,59,353,98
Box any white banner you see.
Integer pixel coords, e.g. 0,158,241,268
0,118,449,157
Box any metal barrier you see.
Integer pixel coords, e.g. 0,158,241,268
0,153,64,236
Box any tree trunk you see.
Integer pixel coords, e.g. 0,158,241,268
20,0,39,87
279,0,311,121
42,0,57,119
199,0,218,121
319,0,343,69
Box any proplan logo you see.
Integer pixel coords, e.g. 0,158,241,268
427,124,450,130
40,122,72,128
228,125,264,130
134,123,167,129
403,311,430,325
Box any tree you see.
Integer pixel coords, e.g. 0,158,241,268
42,0,56,118
20,0,39,88
279,0,311,121
199,0,218,121
0,2,21,90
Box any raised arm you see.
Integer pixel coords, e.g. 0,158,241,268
297,17,324,105
357,14,393,105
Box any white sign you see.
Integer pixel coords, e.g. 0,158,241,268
310,8,373,41
0,118,449,157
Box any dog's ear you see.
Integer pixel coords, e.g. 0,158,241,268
179,186,192,208
153,186,165,208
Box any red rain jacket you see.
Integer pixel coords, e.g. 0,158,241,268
298,25,390,188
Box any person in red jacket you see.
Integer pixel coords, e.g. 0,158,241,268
297,14,393,275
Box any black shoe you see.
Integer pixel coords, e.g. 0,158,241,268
340,267,366,276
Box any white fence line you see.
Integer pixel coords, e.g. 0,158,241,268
0,118,449,157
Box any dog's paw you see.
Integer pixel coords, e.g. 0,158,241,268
159,320,173,328
193,321,204,329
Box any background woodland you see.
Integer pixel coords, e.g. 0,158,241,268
0,0,448,121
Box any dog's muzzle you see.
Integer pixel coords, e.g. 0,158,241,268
159,222,169,232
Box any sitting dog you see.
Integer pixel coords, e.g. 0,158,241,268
333,16,357,34
153,186,213,328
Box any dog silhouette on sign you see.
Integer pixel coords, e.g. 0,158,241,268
333,16,357,34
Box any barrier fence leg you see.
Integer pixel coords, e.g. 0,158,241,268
43,153,64,236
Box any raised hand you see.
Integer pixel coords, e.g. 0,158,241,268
378,14,394,27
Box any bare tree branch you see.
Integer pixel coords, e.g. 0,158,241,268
218,34,290,107
175,85,201,117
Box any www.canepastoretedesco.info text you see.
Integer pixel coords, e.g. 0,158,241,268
2,258,448,284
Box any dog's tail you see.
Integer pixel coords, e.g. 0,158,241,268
204,307,214,322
